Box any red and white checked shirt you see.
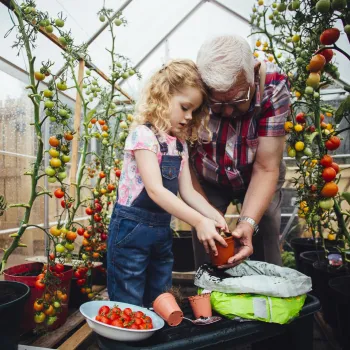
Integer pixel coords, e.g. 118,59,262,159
191,60,290,195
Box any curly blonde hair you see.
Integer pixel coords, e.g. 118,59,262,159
133,59,209,143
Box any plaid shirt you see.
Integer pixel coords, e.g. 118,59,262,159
191,60,290,196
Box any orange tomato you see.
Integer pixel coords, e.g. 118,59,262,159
49,136,60,147
321,182,338,197
308,54,326,72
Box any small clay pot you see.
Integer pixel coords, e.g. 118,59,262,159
153,292,183,326
210,236,234,266
188,293,212,319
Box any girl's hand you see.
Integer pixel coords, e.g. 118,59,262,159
195,218,228,256
213,213,229,233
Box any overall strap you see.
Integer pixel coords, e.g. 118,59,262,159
145,122,168,154
176,139,184,154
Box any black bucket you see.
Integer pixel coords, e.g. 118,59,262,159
0,281,30,349
329,275,350,349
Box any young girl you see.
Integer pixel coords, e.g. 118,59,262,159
107,59,228,307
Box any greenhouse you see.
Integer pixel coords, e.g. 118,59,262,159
0,0,350,349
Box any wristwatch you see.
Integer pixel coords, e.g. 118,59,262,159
237,216,259,234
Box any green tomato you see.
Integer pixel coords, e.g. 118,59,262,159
344,25,350,35
102,139,109,146
114,18,122,26
57,82,67,91
55,19,65,27
53,301,61,309
121,72,129,79
34,312,46,324
305,86,314,95
303,147,312,156
99,15,106,22
43,89,54,98
292,0,300,10
55,244,65,253
47,316,58,326
45,25,54,33
312,214,321,222
61,155,71,163
58,109,68,117
59,36,67,46
86,69,91,76
128,69,135,76
57,171,67,180
316,0,331,13
82,253,88,260
116,62,123,68
45,100,55,109
45,166,56,176
319,198,334,210
48,177,57,183
288,148,296,158
65,242,75,251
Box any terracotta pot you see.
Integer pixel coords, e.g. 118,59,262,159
188,293,212,319
152,292,183,326
210,236,234,266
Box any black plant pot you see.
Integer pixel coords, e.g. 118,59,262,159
299,251,327,293
0,281,30,350
312,261,348,328
329,275,350,349
172,231,195,272
290,238,337,272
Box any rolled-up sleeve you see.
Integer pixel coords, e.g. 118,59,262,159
258,63,290,137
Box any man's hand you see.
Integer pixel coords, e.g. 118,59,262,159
218,222,254,269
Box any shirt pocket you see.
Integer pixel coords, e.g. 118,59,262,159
202,155,219,183
245,137,259,163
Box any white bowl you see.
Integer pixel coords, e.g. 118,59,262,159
80,300,165,342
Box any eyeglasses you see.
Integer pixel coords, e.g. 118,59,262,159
209,86,251,114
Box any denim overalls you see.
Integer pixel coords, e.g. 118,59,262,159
107,125,183,306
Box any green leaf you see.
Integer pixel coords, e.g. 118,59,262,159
335,96,350,124
342,192,350,205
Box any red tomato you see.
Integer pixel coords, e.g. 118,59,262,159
322,167,337,182
115,169,121,178
134,317,143,326
112,307,121,314
94,214,102,222
77,227,85,236
134,311,144,318
310,184,317,192
55,263,65,273
130,324,139,329
94,203,102,212
76,278,86,286
144,316,152,324
295,112,305,124
111,319,124,328
109,313,120,321
320,155,333,167
99,305,110,316
325,136,341,151
320,28,340,45
121,313,131,323
61,200,72,209
54,188,65,198
35,279,45,290
95,315,102,322
49,253,55,261
85,207,94,215
319,48,333,63
330,162,340,174
123,308,133,316
100,316,111,325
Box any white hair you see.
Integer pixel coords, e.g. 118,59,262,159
196,35,255,92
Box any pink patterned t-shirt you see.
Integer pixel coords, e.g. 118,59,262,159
117,125,188,206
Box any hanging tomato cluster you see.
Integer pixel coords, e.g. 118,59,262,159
33,262,68,327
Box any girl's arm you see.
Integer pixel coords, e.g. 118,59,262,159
134,149,227,255
179,160,229,231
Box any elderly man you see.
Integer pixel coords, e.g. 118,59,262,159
190,35,290,269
